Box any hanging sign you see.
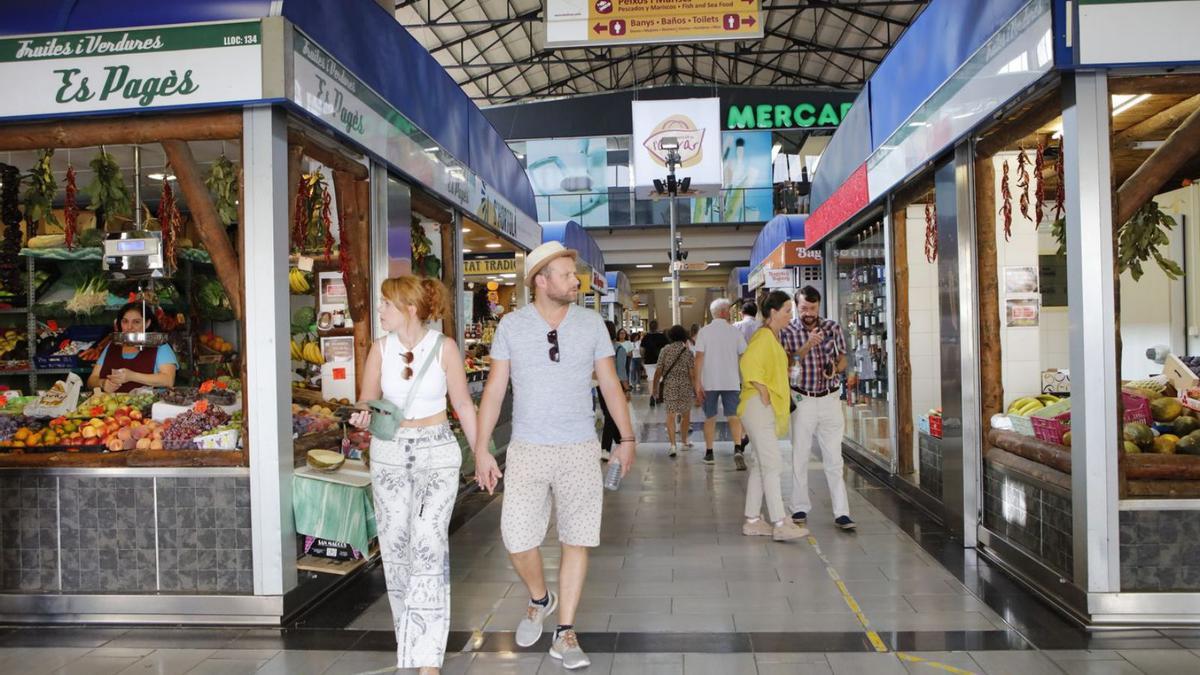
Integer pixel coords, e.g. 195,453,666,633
0,22,263,119
545,0,763,49
632,98,722,198
463,256,518,275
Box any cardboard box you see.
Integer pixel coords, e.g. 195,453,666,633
1162,354,1200,395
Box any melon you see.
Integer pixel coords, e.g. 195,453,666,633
1153,434,1179,454
1174,415,1200,437
1177,431,1200,457
1123,440,1142,454
307,449,345,472
1123,422,1155,450
1151,397,1184,423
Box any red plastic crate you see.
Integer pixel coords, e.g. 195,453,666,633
929,415,943,439
1031,412,1070,445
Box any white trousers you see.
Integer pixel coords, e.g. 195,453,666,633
790,393,851,518
370,423,462,669
741,397,786,523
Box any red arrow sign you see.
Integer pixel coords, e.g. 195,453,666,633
594,22,607,33
743,0,754,4
744,15,756,26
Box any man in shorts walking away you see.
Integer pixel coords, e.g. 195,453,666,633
693,299,748,468
475,241,636,670
779,286,856,531
639,321,669,408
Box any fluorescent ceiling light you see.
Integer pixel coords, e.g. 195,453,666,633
1131,140,1165,150
423,147,438,153
462,248,472,253
1112,94,1150,116
485,243,502,248
636,264,653,268
147,173,175,181
707,262,720,267
500,273,516,278
461,227,471,233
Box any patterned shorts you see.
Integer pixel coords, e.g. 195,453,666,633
501,438,603,553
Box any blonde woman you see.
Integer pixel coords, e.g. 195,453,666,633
738,290,809,542
350,276,479,675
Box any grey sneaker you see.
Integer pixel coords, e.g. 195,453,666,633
773,521,810,542
549,629,591,670
515,592,557,647
733,451,746,471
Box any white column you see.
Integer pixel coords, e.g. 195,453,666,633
1063,71,1120,593
243,105,297,596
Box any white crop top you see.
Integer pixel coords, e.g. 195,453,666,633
379,330,448,419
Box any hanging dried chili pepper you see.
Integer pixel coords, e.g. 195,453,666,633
157,176,179,271
321,189,334,264
1034,139,1046,227
924,199,938,263
1016,148,1031,222
1053,140,1066,221
999,160,1013,241
293,176,311,252
64,166,78,250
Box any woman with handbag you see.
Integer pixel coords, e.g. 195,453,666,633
738,290,809,542
651,324,695,457
349,275,478,675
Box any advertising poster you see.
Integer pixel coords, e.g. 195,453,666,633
525,138,609,227
693,130,773,223
632,98,722,197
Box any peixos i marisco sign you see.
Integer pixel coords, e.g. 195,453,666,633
0,22,264,118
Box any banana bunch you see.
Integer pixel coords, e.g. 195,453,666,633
1007,394,1061,417
290,338,324,365
288,268,311,294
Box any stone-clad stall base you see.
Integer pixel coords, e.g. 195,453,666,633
0,473,252,594
983,458,1074,582
918,432,943,500
1120,509,1200,592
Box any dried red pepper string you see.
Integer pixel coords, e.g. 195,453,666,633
293,177,311,252
1053,140,1066,221
321,189,334,264
1034,139,1046,228
64,166,78,250
924,199,938,263
999,160,1013,241
1016,148,1031,222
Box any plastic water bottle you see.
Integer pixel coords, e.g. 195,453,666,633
604,459,623,491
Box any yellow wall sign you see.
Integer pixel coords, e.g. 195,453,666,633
545,0,763,48
464,257,517,275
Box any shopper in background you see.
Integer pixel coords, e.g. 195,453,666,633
688,323,700,352
779,285,856,531
693,299,747,468
474,242,636,670
640,320,669,408
651,325,695,457
733,300,760,344
738,290,809,542
349,276,478,675
617,328,634,384
630,332,644,390
600,321,632,462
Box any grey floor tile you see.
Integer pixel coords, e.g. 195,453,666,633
967,651,1063,675
680,653,756,675
672,595,791,614
185,658,271,675
608,612,735,632
319,652,402,675
902,594,995,614
0,648,94,675
1042,651,1125,662
1117,649,1200,674
51,656,140,675
824,652,908,675
538,652,613,674
466,653,545,674
610,653,683,675
868,611,1003,632
115,649,218,675
896,651,983,674
733,613,865,632
616,581,728,597
1056,660,1144,675
253,650,345,675
86,649,158,659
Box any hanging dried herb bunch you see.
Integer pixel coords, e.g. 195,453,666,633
924,199,938,263
1016,147,1031,222
411,220,441,278
64,166,79,250
86,151,132,224
292,172,333,258
999,160,1013,241
157,175,180,271
1118,201,1184,281
23,149,59,232
203,154,239,227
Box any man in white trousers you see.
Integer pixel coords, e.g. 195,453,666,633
778,286,856,531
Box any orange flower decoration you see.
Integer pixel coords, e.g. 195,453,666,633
192,399,210,414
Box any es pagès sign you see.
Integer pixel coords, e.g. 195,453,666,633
0,22,263,118
545,0,763,49
726,102,853,130
632,98,722,197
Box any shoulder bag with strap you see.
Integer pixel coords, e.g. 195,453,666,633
365,333,445,440
655,345,686,404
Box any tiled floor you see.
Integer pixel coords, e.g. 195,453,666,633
6,392,1200,673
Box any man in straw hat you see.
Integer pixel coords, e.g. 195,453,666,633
475,241,636,670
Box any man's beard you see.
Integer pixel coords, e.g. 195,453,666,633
802,315,819,327
545,286,577,306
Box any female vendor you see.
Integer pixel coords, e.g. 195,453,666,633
86,302,178,393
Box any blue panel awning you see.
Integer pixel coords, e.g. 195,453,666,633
542,221,604,273
749,214,807,269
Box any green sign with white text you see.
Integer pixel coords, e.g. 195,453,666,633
725,102,853,130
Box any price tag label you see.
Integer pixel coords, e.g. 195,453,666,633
297,256,315,272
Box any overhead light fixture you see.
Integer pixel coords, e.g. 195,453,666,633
678,177,691,193
659,136,680,151
461,227,471,233
1112,94,1150,117
1131,140,1165,150
653,178,666,195
147,172,176,181
462,248,472,253
485,243,502,248
423,146,439,153
500,273,516,278
636,264,653,269
707,262,720,267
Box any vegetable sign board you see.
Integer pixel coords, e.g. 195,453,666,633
0,22,263,119
1077,0,1200,65
631,98,722,198
545,0,763,48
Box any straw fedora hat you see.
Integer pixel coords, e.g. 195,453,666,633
524,241,578,287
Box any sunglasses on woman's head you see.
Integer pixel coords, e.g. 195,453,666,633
400,349,414,379
547,330,560,363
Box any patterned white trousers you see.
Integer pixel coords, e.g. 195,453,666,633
369,423,462,669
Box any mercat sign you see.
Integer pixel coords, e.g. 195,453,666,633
0,22,263,118
726,102,853,130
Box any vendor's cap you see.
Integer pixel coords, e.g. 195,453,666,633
524,241,578,287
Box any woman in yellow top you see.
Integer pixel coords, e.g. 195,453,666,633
737,290,809,542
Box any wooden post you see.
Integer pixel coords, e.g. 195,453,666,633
440,219,458,344
289,132,369,180
975,157,1004,436
1113,95,1200,149
331,171,371,391
286,145,304,235
893,205,914,475
0,111,241,150
237,164,250,467
353,179,374,393
161,139,244,320
1115,103,1200,226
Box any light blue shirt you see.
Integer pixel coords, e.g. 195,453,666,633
97,344,179,373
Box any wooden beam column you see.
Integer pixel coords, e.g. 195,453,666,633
975,157,1003,435
893,205,914,475
331,171,372,393
0,111,241,150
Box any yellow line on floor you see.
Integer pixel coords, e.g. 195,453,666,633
806,535,889,653
897,652,979,674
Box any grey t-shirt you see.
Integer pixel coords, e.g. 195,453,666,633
491,304,614,444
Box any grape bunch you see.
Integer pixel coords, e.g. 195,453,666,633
162,408,232,449
1180,355,1200,377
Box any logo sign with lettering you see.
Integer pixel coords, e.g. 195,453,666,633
632,98,722,197
545,0,763,49
726,102,852,130
463,256,517,275
0,22,263,118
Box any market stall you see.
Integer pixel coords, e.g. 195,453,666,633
0,0,539,623
746,214,822,301
602,271,633,328
726,266,751,303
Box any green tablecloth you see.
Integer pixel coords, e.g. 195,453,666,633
291,473,377,554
